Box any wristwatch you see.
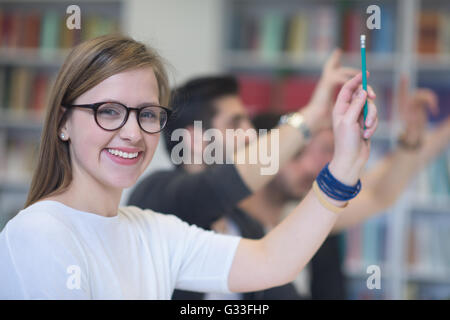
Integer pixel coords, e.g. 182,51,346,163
279,112,311,142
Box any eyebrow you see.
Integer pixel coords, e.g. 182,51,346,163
104,99,161,107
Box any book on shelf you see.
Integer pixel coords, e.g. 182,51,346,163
0,8,119,51
415,150,450,204
1,138,37,185
228,4,396,62
406,283,450,300
238,75,273,116
238,75,397,120
341,9,363,53
30,72,51,115
28,12,41,48
417,10,450,55
284,12,308,56
346,277,386,300
344,213,389,271
0,66,55,119
417,11,440,55
371,6,395,53
310,6,337,54
40,11,60,51
0,67,5,110
10,67,33,116
237,75,318,115
277,76,317,113
0,191,28,232
260,12,285,60
407,214,450,278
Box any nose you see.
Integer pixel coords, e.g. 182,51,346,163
119,111,143,143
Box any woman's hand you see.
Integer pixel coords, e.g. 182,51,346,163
328,72,378,186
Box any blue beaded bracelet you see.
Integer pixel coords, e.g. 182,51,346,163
316,163,361,201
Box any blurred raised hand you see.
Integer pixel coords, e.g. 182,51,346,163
398,76,439,146
303,48,375,132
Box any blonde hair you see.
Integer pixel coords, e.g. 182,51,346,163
25,34,170,207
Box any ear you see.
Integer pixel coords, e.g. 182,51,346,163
59,106,70,141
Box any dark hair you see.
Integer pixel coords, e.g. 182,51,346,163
251,113,282,131
163,75,239,154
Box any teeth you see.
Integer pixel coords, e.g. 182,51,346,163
107,149,139,159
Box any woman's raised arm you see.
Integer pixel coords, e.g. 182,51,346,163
228,72,378,293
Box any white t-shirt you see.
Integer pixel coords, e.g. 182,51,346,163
0,200,241,299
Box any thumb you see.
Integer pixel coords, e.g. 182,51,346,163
325,48,342,70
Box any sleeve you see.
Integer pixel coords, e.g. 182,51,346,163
129,164,252,229
158,213,241,294
0,213,90,299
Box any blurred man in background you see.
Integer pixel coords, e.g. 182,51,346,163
128,49,358,299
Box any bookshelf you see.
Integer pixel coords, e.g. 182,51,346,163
222,0,450,299
0,0,123,231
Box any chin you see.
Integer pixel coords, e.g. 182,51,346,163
105,174,140,189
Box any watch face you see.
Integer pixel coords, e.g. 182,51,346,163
279,113,310,140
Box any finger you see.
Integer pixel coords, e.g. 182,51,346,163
358,112,364,129
336,72,364,107
365,100,378,127
334,68,360,85
345,88,368,123
364,116,378,139
398,75,409,113
414,89,439,115
335,74,354,85
367,85,376,99
339,67,359,77
326,48,343,69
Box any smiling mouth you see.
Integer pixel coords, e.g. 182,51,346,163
107,148,140,159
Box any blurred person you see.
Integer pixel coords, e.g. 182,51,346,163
0,35,378,299
242,79,450,298
128,50,375,299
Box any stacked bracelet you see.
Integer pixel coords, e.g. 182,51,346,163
312,181,347,214
316,163,361,201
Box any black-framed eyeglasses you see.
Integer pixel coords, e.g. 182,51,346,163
61,101,172,134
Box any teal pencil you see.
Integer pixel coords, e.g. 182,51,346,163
360,35,368,126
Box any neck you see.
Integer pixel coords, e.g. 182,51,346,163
239,186,286,230
46,166,122,217
183,162,206,174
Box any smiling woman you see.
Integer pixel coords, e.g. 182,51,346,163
0,34,378,299
25,35,170,208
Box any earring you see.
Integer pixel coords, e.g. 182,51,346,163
60,133,66,140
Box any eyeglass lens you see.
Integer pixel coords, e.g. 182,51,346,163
96,103,168,133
